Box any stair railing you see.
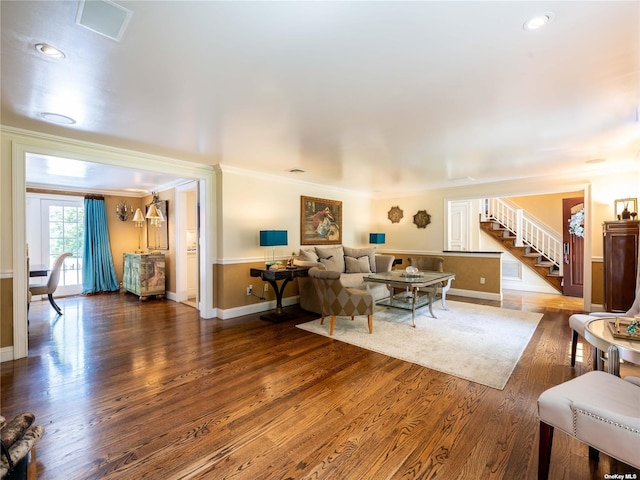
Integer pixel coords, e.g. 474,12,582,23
483,198,563,275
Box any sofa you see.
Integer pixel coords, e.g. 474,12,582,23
294,245,395,314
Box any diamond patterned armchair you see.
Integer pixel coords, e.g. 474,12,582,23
308,266,374,336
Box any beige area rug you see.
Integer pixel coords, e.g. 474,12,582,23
296,300,543,390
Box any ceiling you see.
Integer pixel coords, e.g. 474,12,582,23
2,1,639,195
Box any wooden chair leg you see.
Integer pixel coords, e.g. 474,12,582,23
538,421,554,480
320,312,325,325
330,316,336,336
367,314,373,333
571,329,578,366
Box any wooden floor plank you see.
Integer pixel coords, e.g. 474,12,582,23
2,291,639,479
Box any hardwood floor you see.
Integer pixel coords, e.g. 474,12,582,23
2,291,639,480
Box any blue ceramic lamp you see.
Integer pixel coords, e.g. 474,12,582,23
260,230,288,267
369,233,386,244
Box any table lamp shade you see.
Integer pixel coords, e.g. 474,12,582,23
369,233,386,244
260,230,288,247
132,208,145,223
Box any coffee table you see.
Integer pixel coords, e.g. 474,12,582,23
364,271,455,327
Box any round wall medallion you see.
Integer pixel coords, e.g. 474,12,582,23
388,206,403,224
413,210,431,229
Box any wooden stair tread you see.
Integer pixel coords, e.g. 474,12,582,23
480,218,562,293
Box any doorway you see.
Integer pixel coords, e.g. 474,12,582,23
12,140,216,360
562,197,585,297
176,182,199,309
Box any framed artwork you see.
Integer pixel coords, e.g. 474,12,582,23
146,200,169,250
614,198,637,220
300,196,342,245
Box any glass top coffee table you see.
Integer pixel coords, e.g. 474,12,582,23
364,271,456,327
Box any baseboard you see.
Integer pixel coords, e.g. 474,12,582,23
165,290,177,302
218,291,500,319
217,296,300,320
449,288,502,302
1,346,14,363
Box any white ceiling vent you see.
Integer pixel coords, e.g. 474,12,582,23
76,0,132,41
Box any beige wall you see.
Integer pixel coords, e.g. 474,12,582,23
150,189,176,294
389,253,501,294
1,131,13,349
1,279,12,348
216,169,374,310
507,191,583,234
104,195,146,284
592,260,604,305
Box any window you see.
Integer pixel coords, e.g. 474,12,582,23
47,203,84,287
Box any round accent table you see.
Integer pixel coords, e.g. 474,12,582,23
584,317,640,376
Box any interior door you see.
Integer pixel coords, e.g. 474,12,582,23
449,201,470,251
562,197,584,297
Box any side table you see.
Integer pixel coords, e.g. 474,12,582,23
584,317,640,376
250,266,309,321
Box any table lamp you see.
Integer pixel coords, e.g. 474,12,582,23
133,208,145,253
260,230,288,268
369,233,386,245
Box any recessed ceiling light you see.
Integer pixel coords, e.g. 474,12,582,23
288,168,307,174
35,43,65,59
586,158,606,164
40,112,76,125
523,12,554,31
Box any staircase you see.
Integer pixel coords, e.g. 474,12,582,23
480,198,563,292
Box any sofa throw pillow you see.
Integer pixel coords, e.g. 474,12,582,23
343,246,377,273
315,245,345,273
298,248,319,263
345,255,372,273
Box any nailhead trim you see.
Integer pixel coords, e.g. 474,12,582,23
573,408,640,436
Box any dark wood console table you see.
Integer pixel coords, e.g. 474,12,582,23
250,266,308,322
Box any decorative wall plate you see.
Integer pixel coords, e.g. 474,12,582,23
388,206,403,224
413,210,431,229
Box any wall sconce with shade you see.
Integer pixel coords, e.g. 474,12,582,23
146,203,165,252
369,233,386,245
116,200,133,221
146,198,169,250
145,203,164,226
260,230,288,268
133,208,145,253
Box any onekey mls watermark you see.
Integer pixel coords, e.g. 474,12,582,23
603,474,637,479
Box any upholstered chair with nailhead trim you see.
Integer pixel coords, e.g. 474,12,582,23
537,370,640,480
